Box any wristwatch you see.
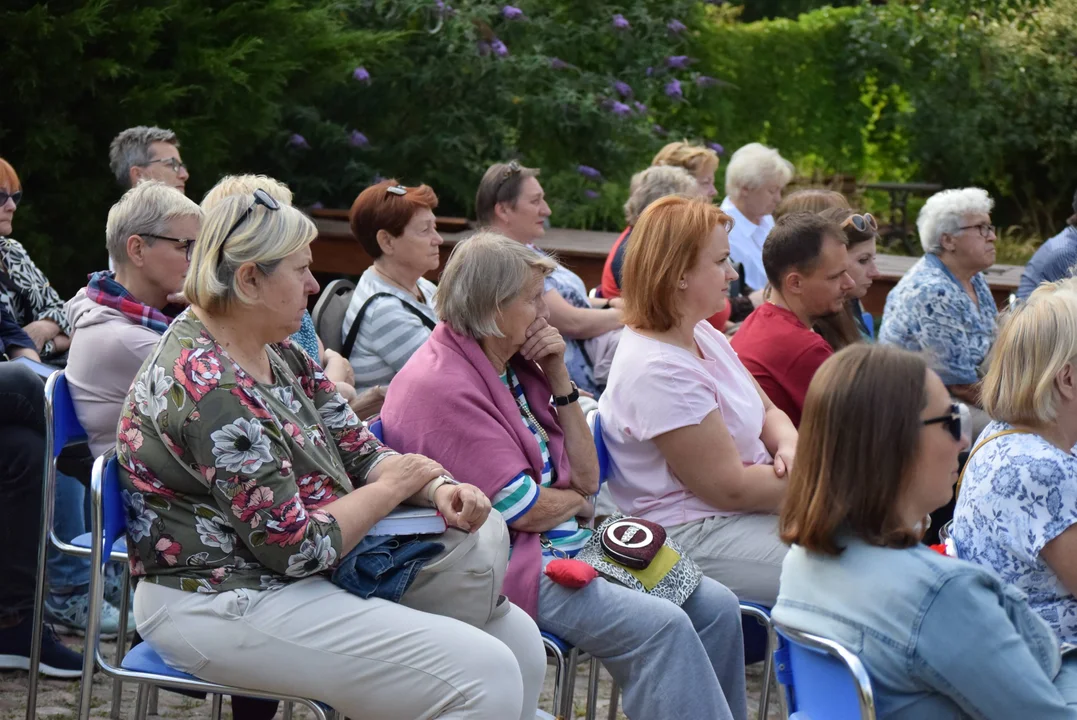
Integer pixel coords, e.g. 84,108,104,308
425,475,460,505
552,382,580,406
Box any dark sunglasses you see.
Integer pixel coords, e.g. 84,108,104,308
923,402,971,442
0,191,23,207
143,234,197,261
218,189,281,267
842,213,878,234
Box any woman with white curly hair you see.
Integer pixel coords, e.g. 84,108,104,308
879,187,998,437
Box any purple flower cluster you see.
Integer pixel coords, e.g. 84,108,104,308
288,134,309,149
501,5,524,20
666,55,692,69
608,101,632,116
706,142,725,155
633,101,647,114
577,165,602,180
665,79,683,99
491,38,509,56
549,57,573,70
584,189,600,200
349,130,370,148
668,19,687,34
612,80,632,98
352,66,371,84
611,14,630,30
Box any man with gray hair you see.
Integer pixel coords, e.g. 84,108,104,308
109,125,189,194
879,186,998,436
65,181,202,457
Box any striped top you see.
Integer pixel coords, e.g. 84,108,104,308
341,267,438,393
492,367,592,560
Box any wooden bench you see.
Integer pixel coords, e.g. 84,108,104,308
311,217,1023,313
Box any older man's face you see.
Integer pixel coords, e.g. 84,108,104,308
736,181,784,222
131,141,189,194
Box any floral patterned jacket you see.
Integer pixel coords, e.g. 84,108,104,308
117,310,395,593
0,237,70,357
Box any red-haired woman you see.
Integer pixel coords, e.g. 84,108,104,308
343,180,442,393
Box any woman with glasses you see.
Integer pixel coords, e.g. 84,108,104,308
879,187,999,440
598,196,798,608
117,190,545,719
776,343,1077,718
814,207,882,348
476,161,623,395
0,156,72,361
342,180,441,396
953,278,1077,646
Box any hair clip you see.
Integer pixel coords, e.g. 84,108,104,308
386,185,407,196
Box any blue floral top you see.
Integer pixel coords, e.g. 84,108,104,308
878,254,997,385
528,245,598,395
289,310,320,361
952,421,1077,645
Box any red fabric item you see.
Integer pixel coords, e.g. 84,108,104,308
705,304,732,333
600,227,633,300
729,303,833,427
929,544,949,556
544,558,599,588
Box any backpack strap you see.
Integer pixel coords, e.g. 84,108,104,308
342,292,436,359
955,428,1030,498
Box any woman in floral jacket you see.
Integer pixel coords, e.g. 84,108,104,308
118,191,544,719
0,157,70,360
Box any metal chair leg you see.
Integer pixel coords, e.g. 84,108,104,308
545,643,567,719
282,701,294,720
757,621,776,720
133,683,150,720
146,685,159,716
210,694,223,720
585,657,601,720
607,678,619,720
27,444,60,720
561,648,580,719
110,569,132,720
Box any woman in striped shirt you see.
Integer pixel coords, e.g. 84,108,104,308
343,180,441,392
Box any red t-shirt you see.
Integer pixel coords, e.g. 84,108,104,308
602,226,731,331
729,303,833,427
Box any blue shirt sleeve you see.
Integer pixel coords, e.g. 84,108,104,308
0,302,35,356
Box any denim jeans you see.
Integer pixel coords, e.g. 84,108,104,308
330,535,443,603
0,363,46,620
537,573,748,720
46,472,92,594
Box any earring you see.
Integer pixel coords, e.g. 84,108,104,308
678,280,687,289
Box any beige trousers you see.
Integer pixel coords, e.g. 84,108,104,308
134,577,546,720
667,512,788,607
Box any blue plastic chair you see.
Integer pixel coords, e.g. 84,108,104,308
79,451,335,720
27,371,131,720
370,417,600,719
861,311,876,339
774,621,877,720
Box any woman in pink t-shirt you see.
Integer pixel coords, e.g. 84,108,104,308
598,195,799,606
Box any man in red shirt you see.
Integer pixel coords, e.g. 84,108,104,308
730,212,855,426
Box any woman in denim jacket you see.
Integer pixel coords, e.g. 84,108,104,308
775,343,1077,719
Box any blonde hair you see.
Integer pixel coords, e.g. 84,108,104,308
651,141,719,178
724,142,794,196
623,165,697,225
437,231,556,339
981,278,1077,425
105,181,203,266
774,189,849,220
201,174,294,211
184,193,316,314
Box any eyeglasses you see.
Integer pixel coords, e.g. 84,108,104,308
0,191,22,207
143,234,197,261
957,223,996,238
842,213,877,234
923,402,971,442
218,189,281,268
142,157,187,175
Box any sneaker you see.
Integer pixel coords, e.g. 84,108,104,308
0,616,83,678
103,566,131,610
45,590,133,639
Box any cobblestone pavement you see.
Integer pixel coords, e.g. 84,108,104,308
1,636,783,719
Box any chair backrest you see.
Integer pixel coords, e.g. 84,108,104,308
44,370,87,457
369,418,384,443
92,452,127,567
311,278,356,354
861,311,875,338
774,623,877,720
591,411,611,484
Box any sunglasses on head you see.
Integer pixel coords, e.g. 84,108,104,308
0,191,23,207
842,213,878,234
217,189,281,268
923,402,971,442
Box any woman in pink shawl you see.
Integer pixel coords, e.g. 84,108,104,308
382,231,748,720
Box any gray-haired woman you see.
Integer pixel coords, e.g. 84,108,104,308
118,192,545,718
381,231,749,720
